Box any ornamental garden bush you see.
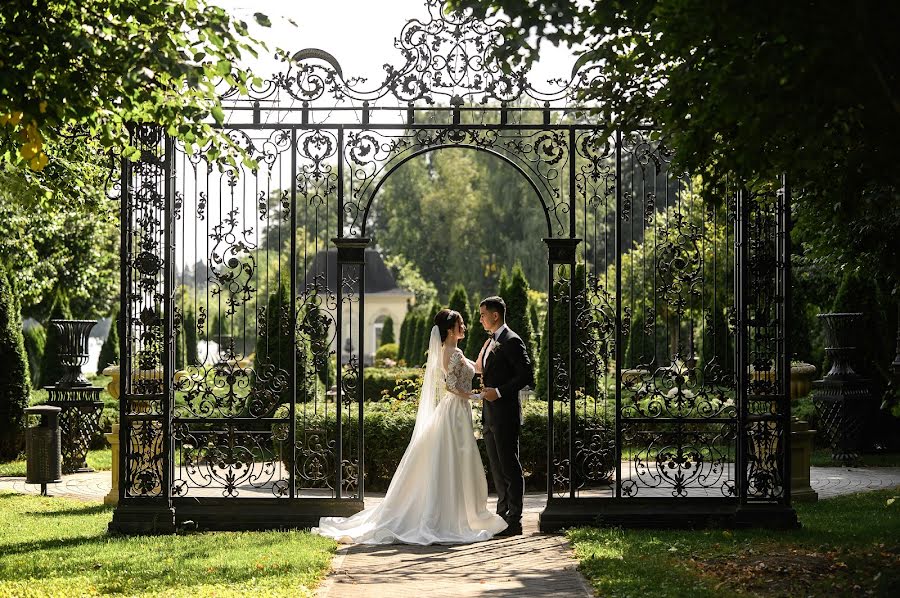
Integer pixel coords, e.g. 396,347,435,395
374,342,398,362
0,266,30,460
280,399,615,492
363,367,422,402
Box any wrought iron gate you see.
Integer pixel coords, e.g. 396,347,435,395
110,0,796,533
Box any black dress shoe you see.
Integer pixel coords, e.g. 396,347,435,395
495,522,523,537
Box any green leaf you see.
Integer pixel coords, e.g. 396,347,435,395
253,13,272,28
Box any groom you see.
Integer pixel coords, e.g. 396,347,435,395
477,296,534,536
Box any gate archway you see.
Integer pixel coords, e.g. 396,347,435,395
110,0,797,533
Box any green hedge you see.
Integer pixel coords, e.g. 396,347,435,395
282,400,614,492
374,343,398,361
362,367,422,402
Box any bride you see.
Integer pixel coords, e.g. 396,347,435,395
312,309,508,544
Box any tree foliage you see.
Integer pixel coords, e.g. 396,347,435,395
0,160,118,319
0,265,30,459
373,148,549,298
454,0,900,293
0,0,269,197
536,264,587,401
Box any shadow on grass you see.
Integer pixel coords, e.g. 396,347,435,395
29,503,113,517
0,495,335,596
568,490,900,598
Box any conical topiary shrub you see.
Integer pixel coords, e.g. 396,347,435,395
98,308,119,373
22,323,46,389
184,308,199,366
380,316,395,346
0,266,31,460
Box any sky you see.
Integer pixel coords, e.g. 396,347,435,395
211,0,582,95
170,1,584,267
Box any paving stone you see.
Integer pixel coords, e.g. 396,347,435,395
3,466,900,598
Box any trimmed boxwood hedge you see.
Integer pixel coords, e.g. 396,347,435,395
363,367,422,402
282,400,615,492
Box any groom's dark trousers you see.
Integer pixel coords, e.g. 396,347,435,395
480,327,534,524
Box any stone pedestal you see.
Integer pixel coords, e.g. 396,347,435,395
102,365,120,506
813,377,877,464
103,422,120,506
812,313,878,465
790,418,817,502
44,386,103,473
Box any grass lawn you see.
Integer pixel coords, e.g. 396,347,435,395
569,488,900,597
0,449,112,477
0,492,337,597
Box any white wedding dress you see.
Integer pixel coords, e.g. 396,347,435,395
312,327,507,545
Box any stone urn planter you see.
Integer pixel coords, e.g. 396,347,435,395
50,319,97,387
790,362,817,399
748,362,817,399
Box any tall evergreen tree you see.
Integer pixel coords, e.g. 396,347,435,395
210,312,225,345
174,318,186,371
254,282,292,403
183,308,199,366
498,268,510,298
412,313,428,366
39,290,72,388
698,306,734,379
304,300,333,390
0,266,30,460
398,314,411,364
466,304,491,361
295,305,321,403
825,269,893,390
98,308,119,373
380,316,395,345
528,300,541,357
536,264,588,400
22,324,46,389
504,263,535,365
448,285,471,325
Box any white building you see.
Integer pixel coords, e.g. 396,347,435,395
303,249,414,365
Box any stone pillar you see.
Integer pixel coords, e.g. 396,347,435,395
102,365,120,506
790,418,818,502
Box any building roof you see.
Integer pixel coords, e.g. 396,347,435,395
302,249,411,295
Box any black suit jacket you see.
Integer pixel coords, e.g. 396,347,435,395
480,327,535,426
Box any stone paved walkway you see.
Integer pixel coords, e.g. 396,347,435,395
4,466,900,503
316,532,592,598
3,467,900,598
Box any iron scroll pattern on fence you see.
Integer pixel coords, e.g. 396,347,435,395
112,0,794,532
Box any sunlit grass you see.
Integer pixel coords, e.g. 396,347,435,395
569,489,900,597
0,449,112,477
0,492,336,597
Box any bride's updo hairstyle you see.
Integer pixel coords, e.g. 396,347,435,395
435,308,462,343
